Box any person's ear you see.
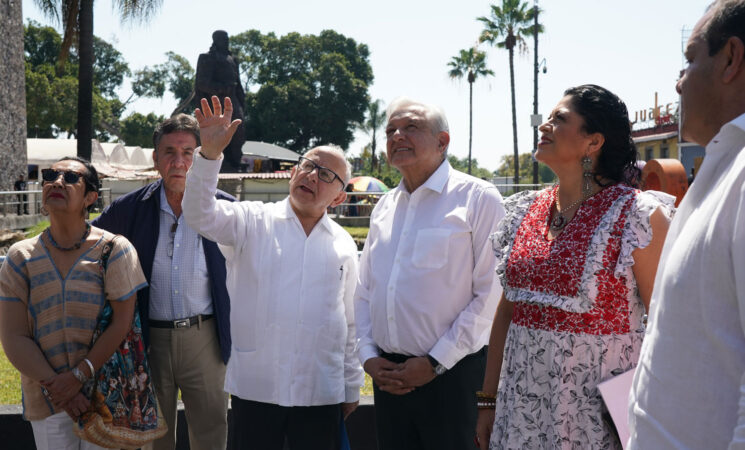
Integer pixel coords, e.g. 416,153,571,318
437,131,450,154
329,190,347,209
722,36,745,84
152,149,159,166
84,191,98,212
586,133,605,157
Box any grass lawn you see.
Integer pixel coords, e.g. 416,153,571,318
0,349,22,404
342,226,369,240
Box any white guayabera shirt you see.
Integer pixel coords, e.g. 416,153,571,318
183,151,363,407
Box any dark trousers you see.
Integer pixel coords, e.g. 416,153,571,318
373,347,487,450
229,395,341,450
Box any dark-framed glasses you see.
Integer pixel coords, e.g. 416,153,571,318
297,156,343,186
41,168,84,185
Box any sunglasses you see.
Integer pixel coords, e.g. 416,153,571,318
297,156,344,186
42,168,86,186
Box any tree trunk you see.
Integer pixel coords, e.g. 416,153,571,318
508,46,519,185
468,79,473,175
371,132,377,174
77,0,94,161
0,0,27,190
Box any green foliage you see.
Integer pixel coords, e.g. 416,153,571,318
353,149,402,189
121,112,165,147
233,29,373,152
24,21,128,140
132,51,194,110
495,152,556,184
448,47,493,83
448,155,494,180
358,99,386,172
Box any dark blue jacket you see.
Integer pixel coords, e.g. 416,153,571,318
92,180,233,363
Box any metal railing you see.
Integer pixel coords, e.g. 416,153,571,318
329,192,386,218
0,188,111,216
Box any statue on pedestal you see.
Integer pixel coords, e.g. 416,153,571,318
194,30,245,172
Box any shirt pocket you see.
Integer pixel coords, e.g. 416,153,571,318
412,228,451,269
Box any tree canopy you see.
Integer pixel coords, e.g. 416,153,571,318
24,21,125,140
495,152,555,184
232,29,373,152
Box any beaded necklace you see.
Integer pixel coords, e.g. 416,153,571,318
46,222,91,251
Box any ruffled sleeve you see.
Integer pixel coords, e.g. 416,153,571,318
490,190,539,288
614,190,676,277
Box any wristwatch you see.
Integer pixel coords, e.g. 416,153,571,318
72,366,88,384
426,354,447,376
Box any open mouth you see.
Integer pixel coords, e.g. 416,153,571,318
299,185,314,194
393,147,413,154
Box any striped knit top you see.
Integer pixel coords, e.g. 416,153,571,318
0,230,147,420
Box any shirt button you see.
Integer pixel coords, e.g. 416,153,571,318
388,316,394,321
175,244,180,248
174,266,178,270
388,286,393,291
174,290,179,294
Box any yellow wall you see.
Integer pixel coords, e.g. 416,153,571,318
636,138,679,161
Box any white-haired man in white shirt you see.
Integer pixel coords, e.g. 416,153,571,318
183,96,363,450
355,97,505,449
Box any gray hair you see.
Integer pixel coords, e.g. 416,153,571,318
385,97,450,135
307,145,353,186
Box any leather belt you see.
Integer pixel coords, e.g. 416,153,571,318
149,314,214,329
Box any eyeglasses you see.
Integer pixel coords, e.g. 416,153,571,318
42,168,85,185
297,157,344,186
167,222,178,258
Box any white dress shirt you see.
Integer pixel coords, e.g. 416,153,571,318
629,112,745,449
355,160,505,369
183,152,363,407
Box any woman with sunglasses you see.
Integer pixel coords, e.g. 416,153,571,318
0,157,147,449
475,85,675,449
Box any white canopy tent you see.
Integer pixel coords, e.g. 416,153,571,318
26,138,155,179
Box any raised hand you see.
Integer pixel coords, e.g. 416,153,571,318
194,96,242,160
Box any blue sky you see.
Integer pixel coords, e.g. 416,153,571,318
22,0,709,171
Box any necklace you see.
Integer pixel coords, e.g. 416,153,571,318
549,189,587,231
46,222,91,251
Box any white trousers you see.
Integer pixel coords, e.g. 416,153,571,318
30,412,107,450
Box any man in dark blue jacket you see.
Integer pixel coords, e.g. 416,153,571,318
93,114,233,450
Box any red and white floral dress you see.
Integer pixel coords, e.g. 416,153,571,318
489,184,674,450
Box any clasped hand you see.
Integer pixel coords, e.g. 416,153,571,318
363,356,436,395
40,372,90,419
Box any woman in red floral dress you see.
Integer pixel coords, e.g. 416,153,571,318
475,85,675,449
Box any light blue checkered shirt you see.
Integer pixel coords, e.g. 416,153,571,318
148,187,213,320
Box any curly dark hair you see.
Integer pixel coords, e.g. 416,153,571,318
58,156,101,212
563,84,640,187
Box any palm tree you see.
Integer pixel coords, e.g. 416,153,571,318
448,47,494,175
359,99,386,174
478,0,541,185
32,0,162,160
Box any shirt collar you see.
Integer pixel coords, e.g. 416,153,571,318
707,111,745,152
396,159,451,196
159,185,177,218
141,179,163,202
277,197,335,235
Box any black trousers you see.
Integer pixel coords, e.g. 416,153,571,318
373,347,487,450
229,395,341,450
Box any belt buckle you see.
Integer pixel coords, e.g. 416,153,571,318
174,318,190,329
